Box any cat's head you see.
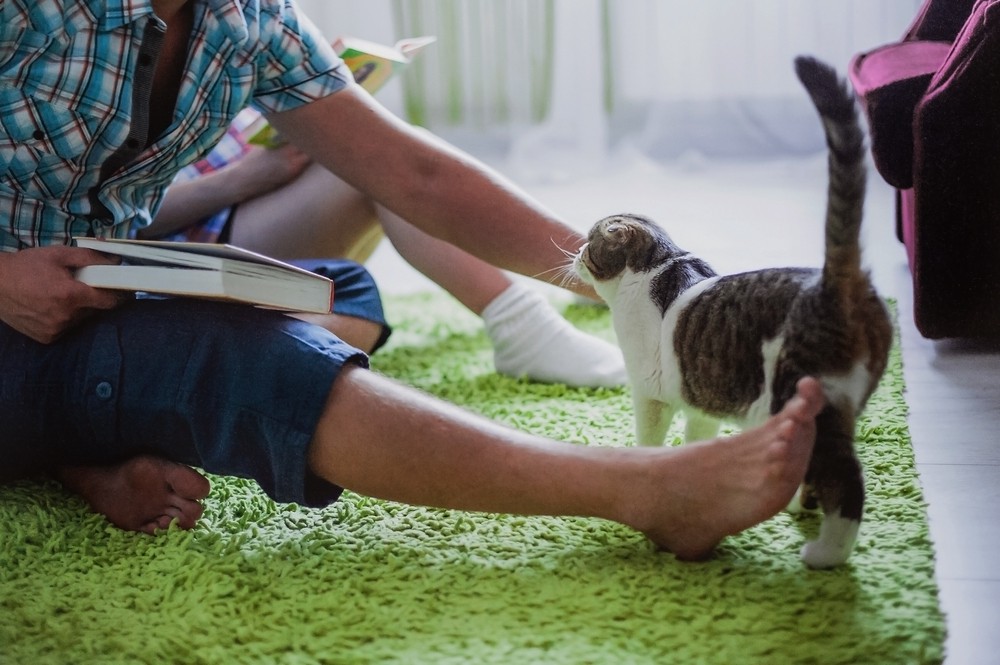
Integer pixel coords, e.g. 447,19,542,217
575,213,685,286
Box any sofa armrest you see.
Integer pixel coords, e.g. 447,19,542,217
848,41,951,189
903,0,980,42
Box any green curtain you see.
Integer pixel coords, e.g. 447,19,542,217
392,0,556,129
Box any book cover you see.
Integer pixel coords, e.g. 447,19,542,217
73,237,333,314
247,35,435,148
335,35,436,95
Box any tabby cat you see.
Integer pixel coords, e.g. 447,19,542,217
574,56,892,569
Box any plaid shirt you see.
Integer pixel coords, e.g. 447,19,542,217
158,107,260,244
0,0,350,251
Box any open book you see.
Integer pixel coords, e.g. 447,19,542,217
335,35,436,94
73,237,333,314
247,35,436,148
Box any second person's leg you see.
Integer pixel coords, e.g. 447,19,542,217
229,163,627,386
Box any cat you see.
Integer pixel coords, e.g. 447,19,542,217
573,56,893,569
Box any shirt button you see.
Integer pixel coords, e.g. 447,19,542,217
32,129,44,141
95,381,114,400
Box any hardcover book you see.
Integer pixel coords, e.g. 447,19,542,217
73,237,334,314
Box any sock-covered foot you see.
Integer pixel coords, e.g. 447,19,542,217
481,283,628,388
56,456,211,534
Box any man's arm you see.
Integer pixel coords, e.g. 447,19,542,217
0,247,124,343
266,85,595,297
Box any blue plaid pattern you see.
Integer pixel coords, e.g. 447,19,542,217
158,108,261,243
0,0,350,251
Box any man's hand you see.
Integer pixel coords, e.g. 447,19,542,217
0,246,125,344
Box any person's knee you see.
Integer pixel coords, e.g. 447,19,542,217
292,259,391,352
290,312,385,354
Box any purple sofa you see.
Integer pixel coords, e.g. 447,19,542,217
849,0,1000,339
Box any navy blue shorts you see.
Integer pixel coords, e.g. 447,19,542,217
1,259,388,506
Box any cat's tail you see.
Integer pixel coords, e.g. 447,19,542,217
794,55,868,302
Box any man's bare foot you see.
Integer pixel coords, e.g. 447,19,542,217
627,377,825,561
56,456,211,534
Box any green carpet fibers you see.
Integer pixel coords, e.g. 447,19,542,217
0,294,944,665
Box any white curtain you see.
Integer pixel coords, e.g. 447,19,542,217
295,0,922,181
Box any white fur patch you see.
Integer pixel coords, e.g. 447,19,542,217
821,361,875,414
615,274,720,401
611,271,668,392
800,512,860,569
742,335,785,427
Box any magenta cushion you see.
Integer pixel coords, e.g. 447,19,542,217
852,0,1000,338
849,41,951,189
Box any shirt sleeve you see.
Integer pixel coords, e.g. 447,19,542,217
250,0,352,114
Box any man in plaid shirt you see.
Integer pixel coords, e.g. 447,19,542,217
0,0,824,562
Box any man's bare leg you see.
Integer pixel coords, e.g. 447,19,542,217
56,457,211,535
50,372,820,556
309,371,824,561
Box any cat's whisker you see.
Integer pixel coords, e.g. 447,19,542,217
533,254,578,279
531,264,566,280
531,260,581,290
555,266,578,289
549,238,580,260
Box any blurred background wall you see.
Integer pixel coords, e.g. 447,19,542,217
296,0,922,181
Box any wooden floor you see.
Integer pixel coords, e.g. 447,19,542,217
367,152,1000,664
893,269,1000,665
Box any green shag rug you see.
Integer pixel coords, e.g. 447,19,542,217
0,293,945,665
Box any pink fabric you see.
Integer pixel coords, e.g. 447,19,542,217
898,189,916,274
851,0,1000,338
849,41,952,93
849,42,951,189
907,0,1000,338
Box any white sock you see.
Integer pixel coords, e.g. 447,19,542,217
481,283,628,388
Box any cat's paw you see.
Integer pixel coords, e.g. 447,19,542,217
800,540,850,569
799,514,860,569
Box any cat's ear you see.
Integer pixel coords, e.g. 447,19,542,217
606,221,630,244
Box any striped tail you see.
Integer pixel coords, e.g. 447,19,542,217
794,56,868,302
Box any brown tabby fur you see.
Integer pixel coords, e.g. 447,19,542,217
574,56,893,568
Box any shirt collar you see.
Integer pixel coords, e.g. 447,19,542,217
89,1,248,44
90,0,156,30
